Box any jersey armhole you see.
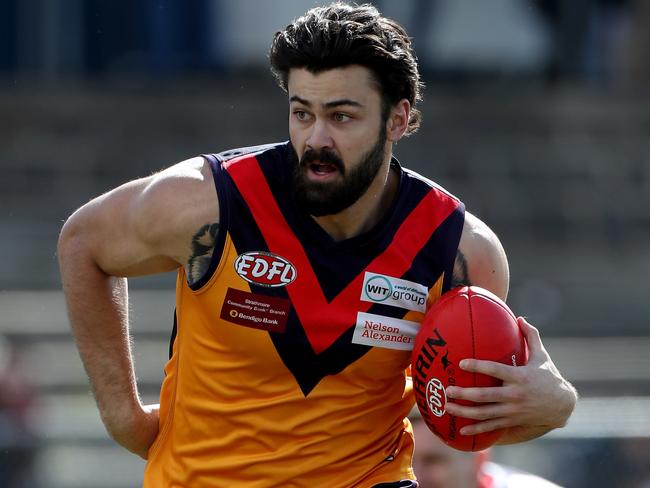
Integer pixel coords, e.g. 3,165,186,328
185,153,230,291
441,200,466,293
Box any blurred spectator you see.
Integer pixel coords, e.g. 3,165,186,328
411,413,563,487
536,0,632,84
381,0,636,84
378,0,551,78
0,336,37,488
623,0,650,87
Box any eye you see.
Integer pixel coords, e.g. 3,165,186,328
293,110,311,122
333,112,351,123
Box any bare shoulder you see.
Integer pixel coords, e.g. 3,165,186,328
59,156,219,278
134,156,218,244
451,211,510,300
131,156,221,278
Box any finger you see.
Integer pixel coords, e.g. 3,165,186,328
446,385,519,403
458,358,519,382
458,417,514,436
517,318,552,365
517,317,542,352
444,401,514,421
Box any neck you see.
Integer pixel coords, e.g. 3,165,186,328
313,158,399,241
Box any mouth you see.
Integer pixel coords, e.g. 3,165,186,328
305,161,341,181
310,161,337,174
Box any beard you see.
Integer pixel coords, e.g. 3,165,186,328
288,127,388,217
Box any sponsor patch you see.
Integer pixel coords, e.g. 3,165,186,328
220,288,290,332
234,251,297,288
361,272,428,312
351,311,419,350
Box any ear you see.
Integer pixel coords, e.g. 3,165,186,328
386,99,411,143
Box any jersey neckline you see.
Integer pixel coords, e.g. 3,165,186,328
283,157,410,253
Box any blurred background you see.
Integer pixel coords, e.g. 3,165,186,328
1,0,649,486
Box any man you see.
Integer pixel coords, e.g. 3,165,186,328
57,3,577,487
411,412,563,488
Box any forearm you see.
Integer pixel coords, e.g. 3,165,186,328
58,239,142,432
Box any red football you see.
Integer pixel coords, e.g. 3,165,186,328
411,286,528,451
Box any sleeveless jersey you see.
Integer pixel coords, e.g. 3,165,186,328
143,142,465,487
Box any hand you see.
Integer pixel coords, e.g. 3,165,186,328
101,403,160,459
443,318,577,443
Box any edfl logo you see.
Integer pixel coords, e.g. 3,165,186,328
365,275,393,302
426,377,446,417
234,251,297,287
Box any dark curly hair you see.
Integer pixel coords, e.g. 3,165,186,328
269,2,423,135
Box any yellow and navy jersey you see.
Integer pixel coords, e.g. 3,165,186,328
143,142,465,488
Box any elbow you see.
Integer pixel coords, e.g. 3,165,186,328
57,214,82,267
57,210,96,274
57,212,113,293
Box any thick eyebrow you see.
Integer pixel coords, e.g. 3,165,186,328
289,95,363,109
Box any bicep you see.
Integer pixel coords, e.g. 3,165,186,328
59,157,217,278
452,212,509,301
59,178,179,277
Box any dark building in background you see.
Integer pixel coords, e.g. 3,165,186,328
0,0,224,79
0,0,645,85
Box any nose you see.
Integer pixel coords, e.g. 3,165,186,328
305,119,334,152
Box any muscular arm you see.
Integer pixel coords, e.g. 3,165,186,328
445,212,577,444
451,212,509,301
57,156,219,458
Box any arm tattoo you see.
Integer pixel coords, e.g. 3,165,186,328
186,223,219,285
451,249,471,288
